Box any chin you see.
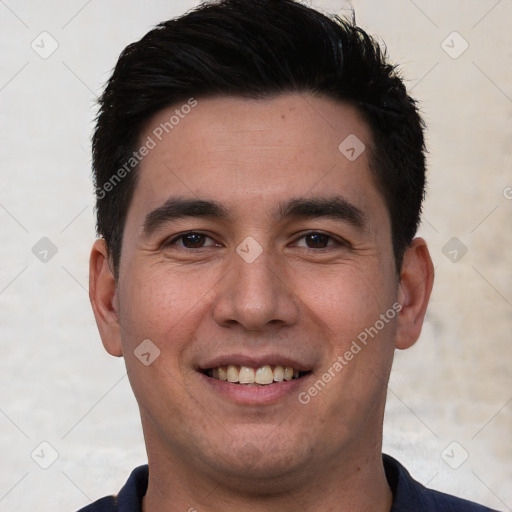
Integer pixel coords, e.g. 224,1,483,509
204,430,314,489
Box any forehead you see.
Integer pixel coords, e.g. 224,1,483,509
130,94,384,224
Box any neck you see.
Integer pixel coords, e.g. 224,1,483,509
142,439,392,512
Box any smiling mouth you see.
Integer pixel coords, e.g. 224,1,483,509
203,365,310,386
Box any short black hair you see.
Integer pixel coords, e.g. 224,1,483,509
92,0,426,276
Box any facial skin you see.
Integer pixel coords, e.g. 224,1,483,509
90,94,434,512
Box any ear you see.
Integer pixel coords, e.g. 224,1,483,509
395,237,434,350
89,239,123,357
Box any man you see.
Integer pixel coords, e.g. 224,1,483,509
84,0,500,510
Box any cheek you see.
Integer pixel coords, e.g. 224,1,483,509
116,262,215,350
116,266,213,426
297,265,396,335
296,264,398,398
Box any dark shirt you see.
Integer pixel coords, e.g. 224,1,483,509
76,454,501,511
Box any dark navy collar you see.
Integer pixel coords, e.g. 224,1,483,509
79,454,500,511
383,454,499,511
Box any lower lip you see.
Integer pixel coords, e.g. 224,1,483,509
200,372,309,405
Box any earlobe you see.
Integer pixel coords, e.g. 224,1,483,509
89,239,124,357
395,237,434,350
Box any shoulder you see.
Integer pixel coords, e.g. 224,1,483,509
73,465,149,512
384,454,501,512
418,486,501,511
75,495,117,512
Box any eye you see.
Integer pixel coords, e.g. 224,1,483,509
166,232,218,249
294,232,339,249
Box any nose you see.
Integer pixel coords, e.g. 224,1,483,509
212,247,300,332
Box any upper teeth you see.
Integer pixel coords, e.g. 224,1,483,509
209,365,300,385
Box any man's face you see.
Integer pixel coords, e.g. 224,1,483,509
104,94,402,486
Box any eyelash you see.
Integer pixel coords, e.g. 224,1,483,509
164,231,348,250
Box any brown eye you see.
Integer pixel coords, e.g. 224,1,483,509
166,232,218,249
305,233,330,248
181,233,207,248
294,232,334,249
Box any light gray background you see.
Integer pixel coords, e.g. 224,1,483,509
1,1,511,511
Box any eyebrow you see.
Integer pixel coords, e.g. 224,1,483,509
278,196,366,228
142,195,366,236
143,198,228,235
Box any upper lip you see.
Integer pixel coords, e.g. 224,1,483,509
198,353,312,372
